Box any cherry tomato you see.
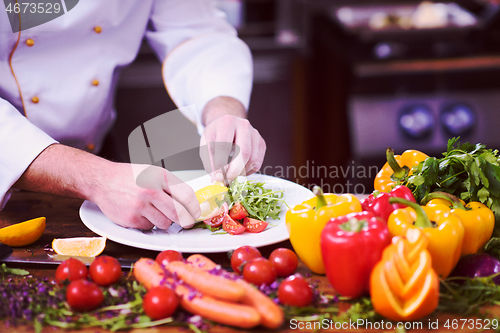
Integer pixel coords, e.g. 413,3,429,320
89,255,122,286
223,215,246,235
243,257,276,286
204,203,228,228
143,286,179,320
66,279,104,312
156,250,183,267
243,217,268,233
229,202,248,220
55,258,88,283
278,275,313,307
231,245,262,274
269,248,298,278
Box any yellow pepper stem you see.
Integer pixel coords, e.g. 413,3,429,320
420,192,466,210
313,186,327,210
387,147,408,180
389,197,434,228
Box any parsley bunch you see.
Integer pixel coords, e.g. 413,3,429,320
438,274,500,315
403,137,500,232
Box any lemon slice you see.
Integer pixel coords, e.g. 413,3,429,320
0,217,46,247
195,183,228,221
52,237,107,257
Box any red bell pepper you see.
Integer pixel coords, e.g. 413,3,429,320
360,185,416,222
320,211,391,298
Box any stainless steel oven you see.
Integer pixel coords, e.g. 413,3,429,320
328,1,500,158
349,57,500,159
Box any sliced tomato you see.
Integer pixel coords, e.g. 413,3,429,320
243,217,268,233
229,202,248,220
204,202,228,228
223,215,246,235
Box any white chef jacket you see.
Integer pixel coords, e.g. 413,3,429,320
0,0,253,207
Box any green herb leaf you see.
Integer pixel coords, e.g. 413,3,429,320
190,222,222,232
478,187,490,203
410,175,425,186
0,263,29,276
446,137,460,153
484,237,500,258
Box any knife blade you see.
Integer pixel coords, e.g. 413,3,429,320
0,245,136,268
221,144,235,188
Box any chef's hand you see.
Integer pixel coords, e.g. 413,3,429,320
200,96,266,182
13,144,201,230
91,163,201,230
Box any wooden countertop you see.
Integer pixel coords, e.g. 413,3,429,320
0,190,498,332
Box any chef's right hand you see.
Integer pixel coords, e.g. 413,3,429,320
91,163,201,230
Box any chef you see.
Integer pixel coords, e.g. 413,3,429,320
0,1,266,230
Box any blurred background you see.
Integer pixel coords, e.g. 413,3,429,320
105,0,500,194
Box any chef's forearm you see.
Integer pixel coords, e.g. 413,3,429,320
202,96,247,126
13,143,110,200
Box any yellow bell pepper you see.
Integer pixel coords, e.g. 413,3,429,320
423,192,495,256
387,197,464,278
370,228,439,321
374,148,428,193
286,187,362,274
425,197,465,207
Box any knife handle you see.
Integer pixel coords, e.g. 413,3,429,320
0,242,13,258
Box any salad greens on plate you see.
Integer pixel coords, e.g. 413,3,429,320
193,178,288,234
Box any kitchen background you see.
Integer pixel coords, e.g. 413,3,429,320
103,0,500,194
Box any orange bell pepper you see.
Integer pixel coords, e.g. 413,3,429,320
370,228,439,321
374,148,428,193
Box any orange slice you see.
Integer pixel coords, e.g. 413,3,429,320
0,217,46,247
195,183,228,221
52,237,106,257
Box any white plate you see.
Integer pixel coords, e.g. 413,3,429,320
79,171,314,253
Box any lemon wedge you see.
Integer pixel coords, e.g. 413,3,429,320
195,183,228,221
52,237,107,257
0,217,46,247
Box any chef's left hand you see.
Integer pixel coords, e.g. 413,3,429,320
200,96,266,182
